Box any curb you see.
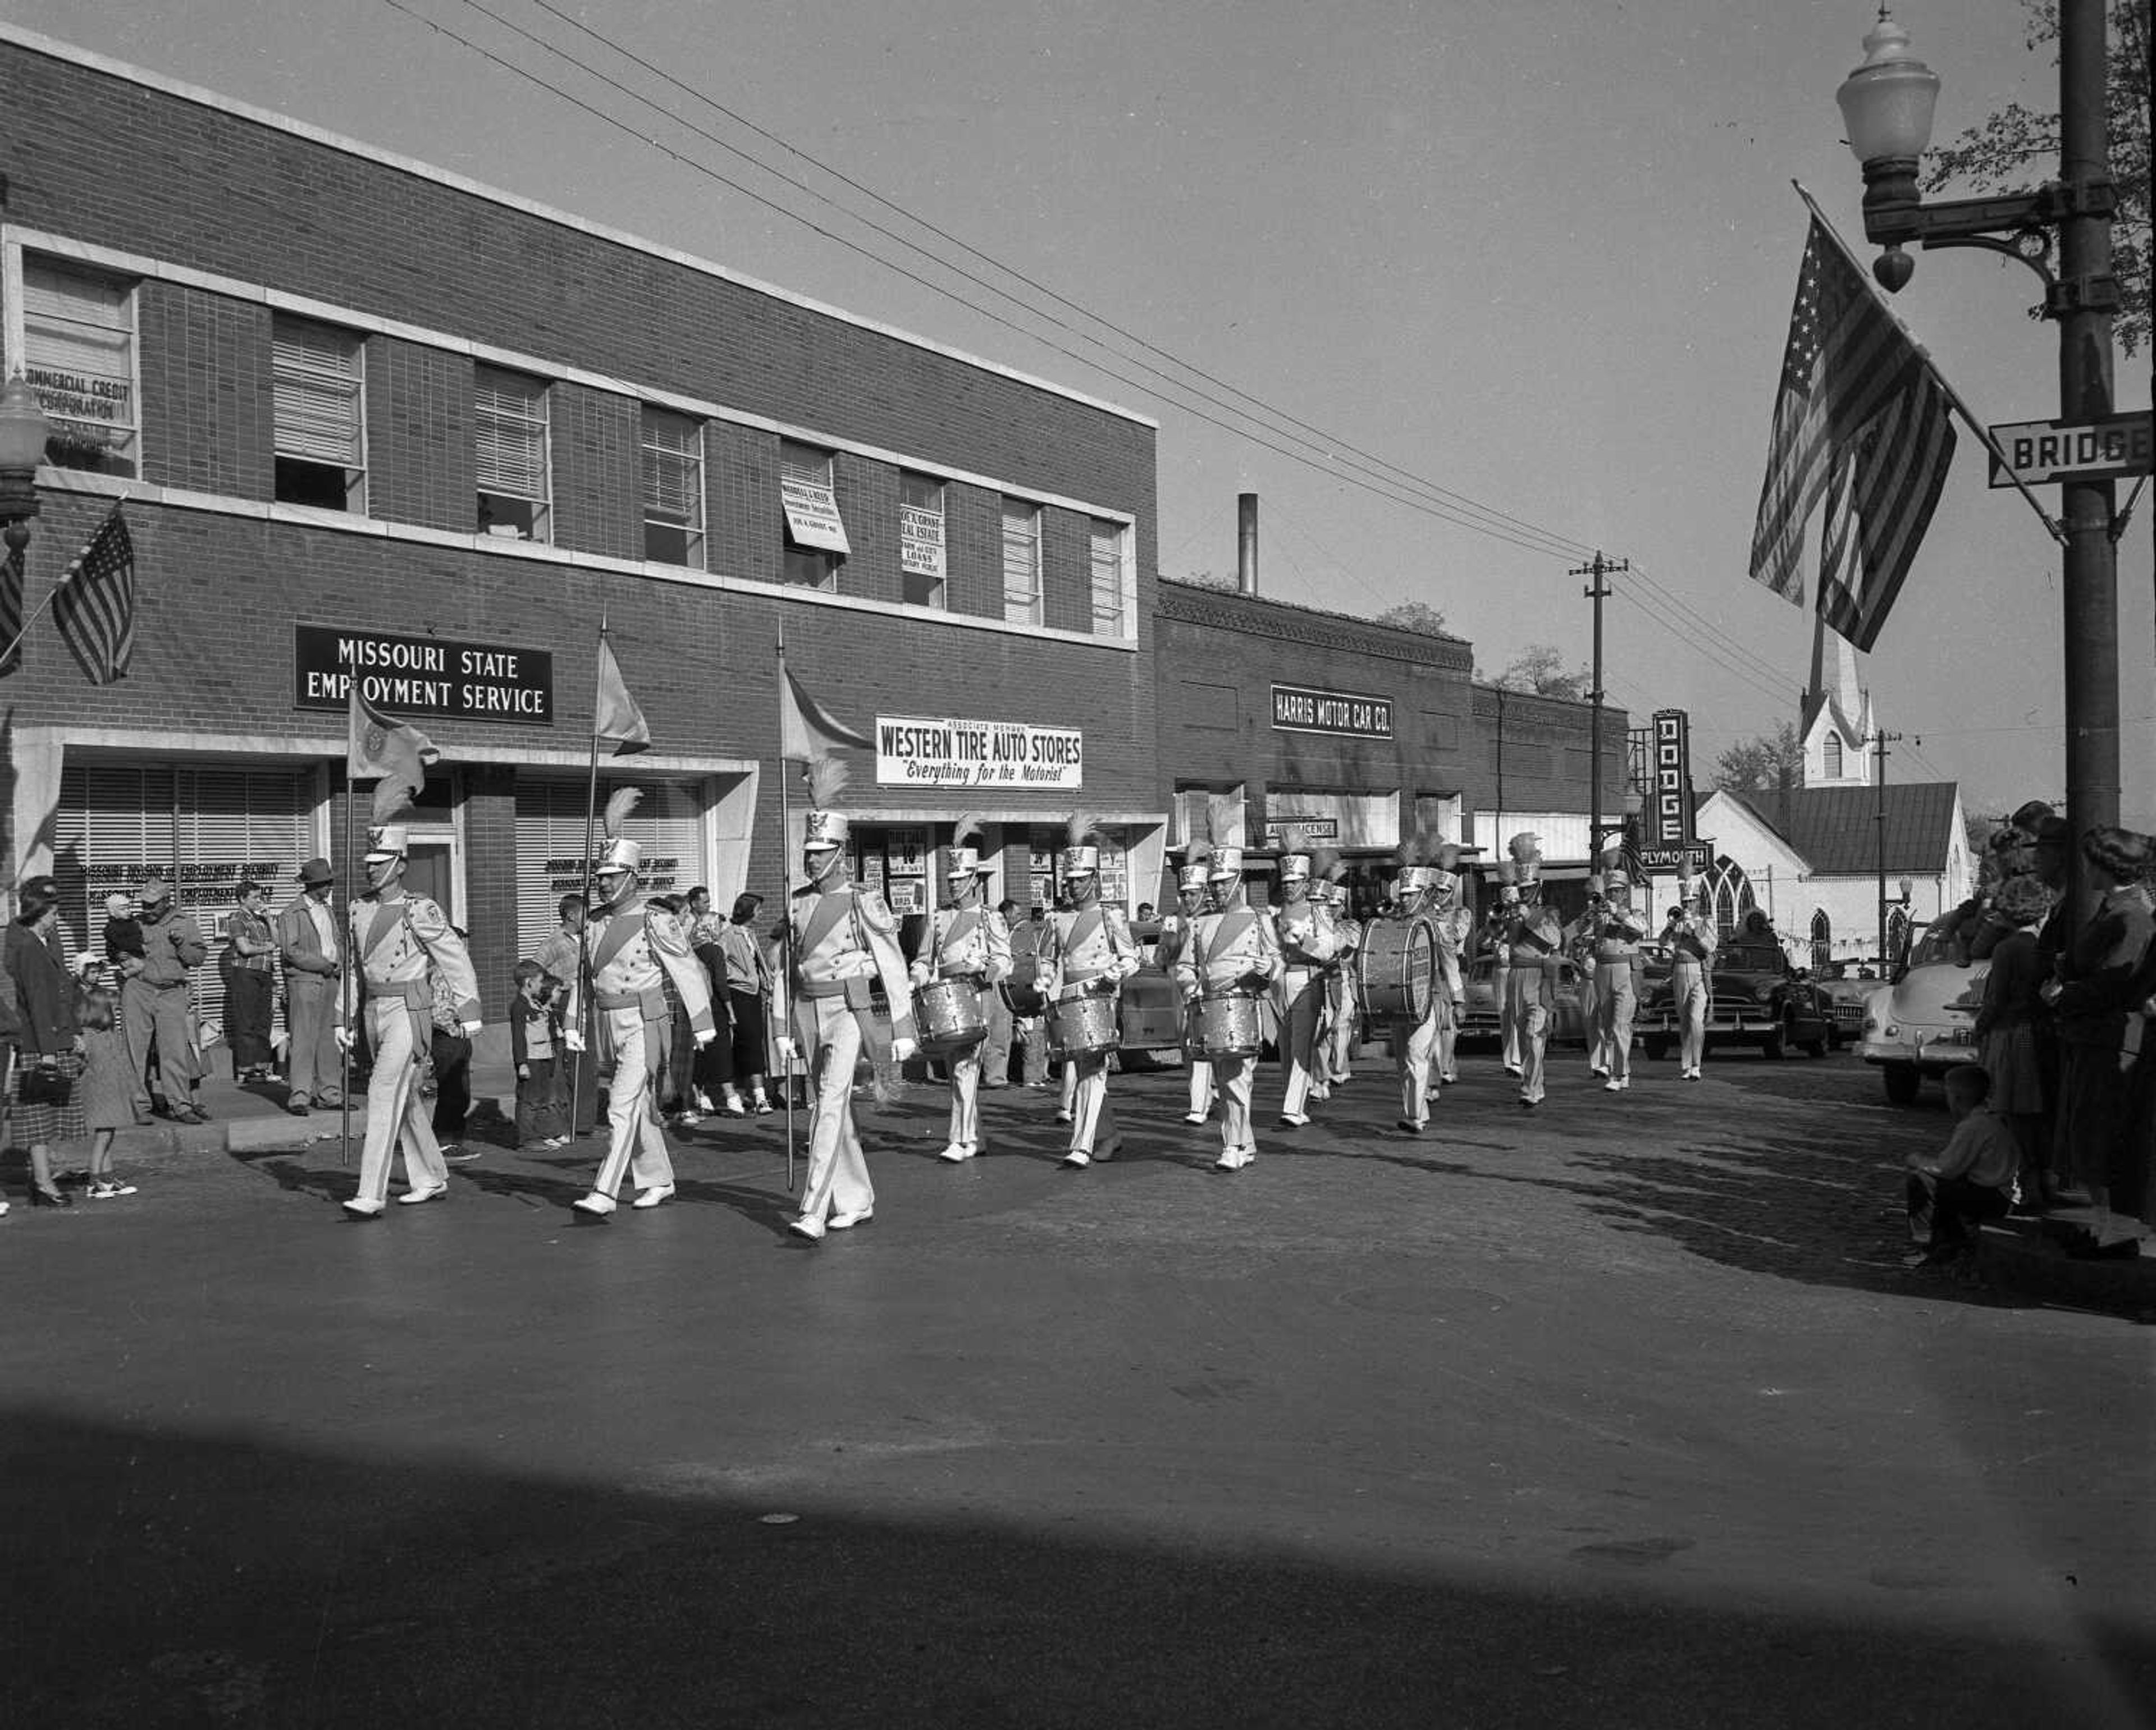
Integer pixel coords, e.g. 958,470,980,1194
1975,1219,2156,1316
110,1109,373,1163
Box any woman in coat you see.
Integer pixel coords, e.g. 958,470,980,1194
6,875,88,1207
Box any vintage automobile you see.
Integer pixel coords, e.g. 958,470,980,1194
1116,918,1191,1067
1456,953,1589,1047
1636,917,1834,1061
1857,920,1989,1105
1812,958,1888,1049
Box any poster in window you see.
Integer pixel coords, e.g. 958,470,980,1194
780,477,851,554
887,827,928,877
899,504,945,580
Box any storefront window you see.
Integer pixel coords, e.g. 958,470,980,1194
515,777,705,962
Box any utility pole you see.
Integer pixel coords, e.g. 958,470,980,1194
1572,550,1629,862
1871,728,1904,964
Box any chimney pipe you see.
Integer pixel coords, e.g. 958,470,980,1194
1237,492,1258,595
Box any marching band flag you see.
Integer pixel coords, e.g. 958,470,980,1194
779,665,872,761
1749,217,1956,649
52,505,136,685
348,683,440,795
593,632,651,756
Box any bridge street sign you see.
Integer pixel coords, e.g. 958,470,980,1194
1986,411,2153,488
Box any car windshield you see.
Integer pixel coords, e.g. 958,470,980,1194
1906,922,1965,969
1721,943,1786,973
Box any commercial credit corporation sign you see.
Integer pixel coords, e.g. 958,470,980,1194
293,625,555,722
876,715,1084,789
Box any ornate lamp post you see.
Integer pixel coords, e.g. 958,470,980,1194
1836,4,2120,928
0,373,51,553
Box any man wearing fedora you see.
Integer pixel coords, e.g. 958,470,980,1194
278,857,346,1115
563,831,716,1220
125,875,209,1125
336,822,480,1219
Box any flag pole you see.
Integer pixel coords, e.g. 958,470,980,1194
569,620,605,1144
1793,182,2068,546
0,501,112,670
339,766,354,1168
777,620,796,1196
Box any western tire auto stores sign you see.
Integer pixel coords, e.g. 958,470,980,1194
876,715,1084,789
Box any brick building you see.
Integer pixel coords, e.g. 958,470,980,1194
0,27,1162,1022
1153,578,1629,913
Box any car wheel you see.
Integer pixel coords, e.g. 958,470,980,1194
1760,1024,1787,1061
1642,1035,1673,1061
1883,1062,1920,1106
1802,1033,1828,1058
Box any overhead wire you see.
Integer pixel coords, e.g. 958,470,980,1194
381,0,1602,565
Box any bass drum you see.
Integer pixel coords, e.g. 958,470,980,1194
915,979,988,1054
1356,916,1437,1025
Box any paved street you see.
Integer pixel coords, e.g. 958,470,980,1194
6,1046,2152,1729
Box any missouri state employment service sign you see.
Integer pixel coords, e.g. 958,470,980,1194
876,715,1084,789
294,626,555,722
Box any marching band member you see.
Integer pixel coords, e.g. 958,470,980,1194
1499,832,1565,1110
1428,844,1471,1088
1588,852,1649,1092
1485,899,1521,1076
1043,815,1140,1168
1173,844,1280,1170
912,816,1010,1163
1272,833,1339,1128
1570,873,1607,1078
565,789,718,1218
336,794,482,1220
771,760,916,1239
1666,869,1718,1080
1380,853,1442,1134
1317,865,1361,1089
1159,854,1217,1125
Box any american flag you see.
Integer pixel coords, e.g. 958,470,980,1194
0,543,22,676
53,505,135,685
1750,217,1956,649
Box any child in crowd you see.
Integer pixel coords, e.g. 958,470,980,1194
1904,1064,2017,1267
510,960,569,1150
77,986,140,1200
101,893,145,982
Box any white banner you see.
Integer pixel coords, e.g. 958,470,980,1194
899,504,945,580
780,475,851,554
876,715,1084,789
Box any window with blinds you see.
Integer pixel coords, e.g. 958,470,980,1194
51,763,318,1041
513,778,709,963
475,365,550,541
272,316,365,511
899,472,945,608
641,407,704,567
1001,500,1042,626
20,257,139,477
1089,518,1127,636
779,440,843,589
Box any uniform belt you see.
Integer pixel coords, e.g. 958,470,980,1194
139,976,188,990
597,986,666,1018
366,976,432,1005
1595,947,1637,963
795,977,857,1000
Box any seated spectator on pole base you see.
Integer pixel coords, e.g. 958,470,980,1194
1904,1065,2017,1267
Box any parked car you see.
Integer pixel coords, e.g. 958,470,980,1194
1857,921,1988,1105
1117,918,1189,1068
1457,954,1588,1047
1636,919,1834,1061
1812,958,1888,1048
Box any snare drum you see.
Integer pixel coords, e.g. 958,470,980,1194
915,978,988,1054
1048,992,1121,1058
1195,991,1263,1059
1356,916,1437,1025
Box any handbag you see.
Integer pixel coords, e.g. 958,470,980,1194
20,1063,73,1105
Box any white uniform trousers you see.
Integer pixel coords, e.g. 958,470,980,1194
1324,974,1357,1078
1505,967,1553,1104
1595,960,1638,1083
592,1006,674,1200
1066,1051,1118,1156
1578,967,1606,1072
355,997,447,1206
1187,1054,1216,1118
1495,964,1522,1069
1277,968,1322,1115
1214,1053,1256,1159
1394,1009,1440,1126
944,1041,984,1150
1673,963,1710,1072
1436,994,1460,1081
797,996,874,1226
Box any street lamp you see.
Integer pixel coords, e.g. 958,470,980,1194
1836,4,2120,931
0,373,51,554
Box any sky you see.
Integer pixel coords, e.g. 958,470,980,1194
8,0,2152,821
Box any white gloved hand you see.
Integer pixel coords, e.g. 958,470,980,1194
334,1027,355,1052
693,1031,715,1049
772,1035,798,1065
891,1036,917,1063
563,1028,586,1052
